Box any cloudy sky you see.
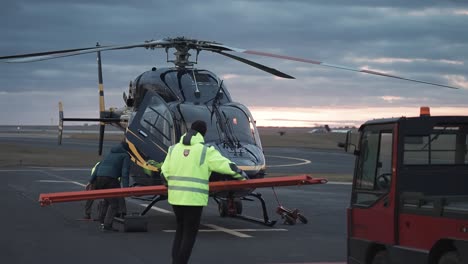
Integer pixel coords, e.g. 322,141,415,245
1,0,467,127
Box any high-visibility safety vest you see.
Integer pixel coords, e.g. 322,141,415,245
161,130,245,206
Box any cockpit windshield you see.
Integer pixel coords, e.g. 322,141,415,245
178,104,257,146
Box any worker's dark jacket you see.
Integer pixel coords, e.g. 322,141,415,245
89,144,130,187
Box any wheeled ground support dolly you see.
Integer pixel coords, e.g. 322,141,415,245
276,205,308,225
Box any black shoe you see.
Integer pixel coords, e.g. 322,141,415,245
100,224,119,232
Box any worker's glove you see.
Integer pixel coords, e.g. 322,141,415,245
147,159,163,168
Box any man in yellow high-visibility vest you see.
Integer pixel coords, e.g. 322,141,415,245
161,120,247,264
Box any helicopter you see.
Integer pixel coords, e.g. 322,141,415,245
0,37,460,225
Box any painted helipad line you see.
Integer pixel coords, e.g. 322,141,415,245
265,155,311,167
0,167,89,172
270,262,345,264
37,179,86,187
138,203,172,214
163,223,288,238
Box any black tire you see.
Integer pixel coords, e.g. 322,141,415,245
283,214,296,225
297,213,308,224
438,251,462,264
235,199,243,215
372,250,389,264
218,200,228,217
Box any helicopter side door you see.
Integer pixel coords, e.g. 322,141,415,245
126,90,175,166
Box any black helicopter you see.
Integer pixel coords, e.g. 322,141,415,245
0,37,459,225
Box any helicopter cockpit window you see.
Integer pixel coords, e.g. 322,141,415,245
162,70,230,104
219,106,256,145
139,96,173,147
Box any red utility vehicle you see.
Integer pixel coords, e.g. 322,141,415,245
340,107,468,264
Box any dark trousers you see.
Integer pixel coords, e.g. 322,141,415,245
171,205,204,264
94,176,120,227
98,198,127,222
84,183,95,216
86,186,126,218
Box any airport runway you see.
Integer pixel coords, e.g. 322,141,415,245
0,135,353,263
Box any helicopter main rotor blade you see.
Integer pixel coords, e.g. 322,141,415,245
208,43,459,90
0,39,169,63
0,47,100,60
215,51,294,79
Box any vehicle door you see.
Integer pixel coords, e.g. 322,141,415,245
348,124,397,260
126,90,174,166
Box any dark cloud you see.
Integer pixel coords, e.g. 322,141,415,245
0,0,467,125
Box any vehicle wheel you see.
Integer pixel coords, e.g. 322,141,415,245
283,214,296,225
218,200,228,217
372,250,389,264
235,199,243,215
438,251,462,264
297,213,308,224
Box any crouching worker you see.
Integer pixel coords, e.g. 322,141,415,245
83,161,100,220
161,120,247,264
88,141,130,232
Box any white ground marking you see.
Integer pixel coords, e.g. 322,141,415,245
163,224,288,238
138,203,173,214
30,167,90,171
326,181,352,185
37,180,86,187
164,223,251,238
0,167,88,172
265,155,311,167
269,262,345,264
199,224,252,238
0,169,45,172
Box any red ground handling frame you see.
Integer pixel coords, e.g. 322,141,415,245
39,175,327,226
39,175,326,205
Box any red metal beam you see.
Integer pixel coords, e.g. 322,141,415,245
39,175,327,207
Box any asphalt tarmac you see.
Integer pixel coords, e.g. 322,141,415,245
1,135,353,264
0,135,355,177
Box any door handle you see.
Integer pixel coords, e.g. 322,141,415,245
383,196,389,207
138,129,148,138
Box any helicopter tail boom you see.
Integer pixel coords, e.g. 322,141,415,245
57,101,121,151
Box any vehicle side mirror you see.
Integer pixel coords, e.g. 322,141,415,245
338,130,358,154
337,142,348,152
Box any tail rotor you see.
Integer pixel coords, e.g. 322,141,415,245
58,101,64,145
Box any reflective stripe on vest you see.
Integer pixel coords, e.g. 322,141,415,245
199,145,208,166
167,176,209,184
168,185,209,195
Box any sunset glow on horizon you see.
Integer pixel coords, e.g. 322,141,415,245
250,106,468,128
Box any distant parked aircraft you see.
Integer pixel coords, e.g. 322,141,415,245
309,125,352,134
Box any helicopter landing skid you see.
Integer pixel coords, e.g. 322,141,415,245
214,192,277,227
